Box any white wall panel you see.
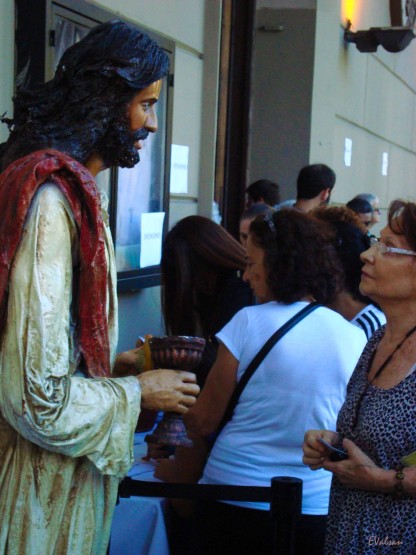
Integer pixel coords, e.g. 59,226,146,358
312,0,416,212
92,0,205,52
170,48,203,201
365,57,415,149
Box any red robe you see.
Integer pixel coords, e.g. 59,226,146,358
0,149,110,377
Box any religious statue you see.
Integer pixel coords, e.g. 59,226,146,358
0,20,199,554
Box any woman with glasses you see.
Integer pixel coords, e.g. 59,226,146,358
303,200,416,554
157,209,366,555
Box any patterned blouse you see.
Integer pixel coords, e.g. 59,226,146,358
325,326,416,554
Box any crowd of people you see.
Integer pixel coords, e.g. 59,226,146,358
0,16,415,555
154,166,414,554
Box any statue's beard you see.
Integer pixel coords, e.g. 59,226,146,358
97,120,149,169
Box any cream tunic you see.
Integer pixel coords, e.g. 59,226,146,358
0,184,141,554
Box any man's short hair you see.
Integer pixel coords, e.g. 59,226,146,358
246,179,280,206
346,197,373,215
354,193,378,205
296,164,336,200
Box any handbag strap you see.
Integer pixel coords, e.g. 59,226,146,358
215,301,321,438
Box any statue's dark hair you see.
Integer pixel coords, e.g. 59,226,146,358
0,20,170,170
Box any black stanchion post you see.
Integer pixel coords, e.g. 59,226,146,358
270,476,303,555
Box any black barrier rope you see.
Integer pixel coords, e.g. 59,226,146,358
118,476,303,555
119,478,271,501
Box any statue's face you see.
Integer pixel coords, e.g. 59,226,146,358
126,79,162,145
98,79,163,169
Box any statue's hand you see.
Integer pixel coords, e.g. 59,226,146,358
137,370,200,414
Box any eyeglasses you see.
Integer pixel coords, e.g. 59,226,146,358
369,236,416,256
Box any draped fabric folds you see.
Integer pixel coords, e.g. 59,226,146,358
0,149,110,377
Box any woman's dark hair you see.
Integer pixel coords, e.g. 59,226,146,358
249,209,342,304
388,199,416,250
313,206,371,303
0,20,169,170
161,216,246,337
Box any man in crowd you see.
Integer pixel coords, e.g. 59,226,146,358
239,203,275,249
293,163,336,212
245,178,280,208
0,20,199,554
352,192,381,228
346,197,374,229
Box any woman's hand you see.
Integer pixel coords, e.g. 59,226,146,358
302,429,339,470
113,336,153,377
113,348,142,377
154,457,179,481
143,443,174,461
154,438,209,483
323,438,388,492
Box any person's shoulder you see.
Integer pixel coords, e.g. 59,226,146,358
222,300,264,328
350,303,386,339
275,199,295,210
362,303,386,322
315,306,367,338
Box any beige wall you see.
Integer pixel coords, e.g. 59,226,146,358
311,0,416,232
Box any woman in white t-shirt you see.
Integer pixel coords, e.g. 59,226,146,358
178,209,367,555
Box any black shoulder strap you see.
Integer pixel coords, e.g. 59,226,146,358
215,301,321,438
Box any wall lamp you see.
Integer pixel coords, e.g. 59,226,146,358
344,20,415,53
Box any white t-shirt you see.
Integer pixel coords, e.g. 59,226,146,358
200,301,367,514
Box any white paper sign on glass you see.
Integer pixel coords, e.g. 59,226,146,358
170,144,189,194
140,212,166,268
344,138,352,167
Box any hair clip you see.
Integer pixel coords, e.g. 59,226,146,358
264,213,276,233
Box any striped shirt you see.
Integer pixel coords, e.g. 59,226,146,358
350,304,386,340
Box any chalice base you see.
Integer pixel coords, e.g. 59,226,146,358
145,411,193,447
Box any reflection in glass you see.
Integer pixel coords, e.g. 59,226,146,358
54,18,90,69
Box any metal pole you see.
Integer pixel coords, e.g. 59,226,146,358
270,476,303,555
